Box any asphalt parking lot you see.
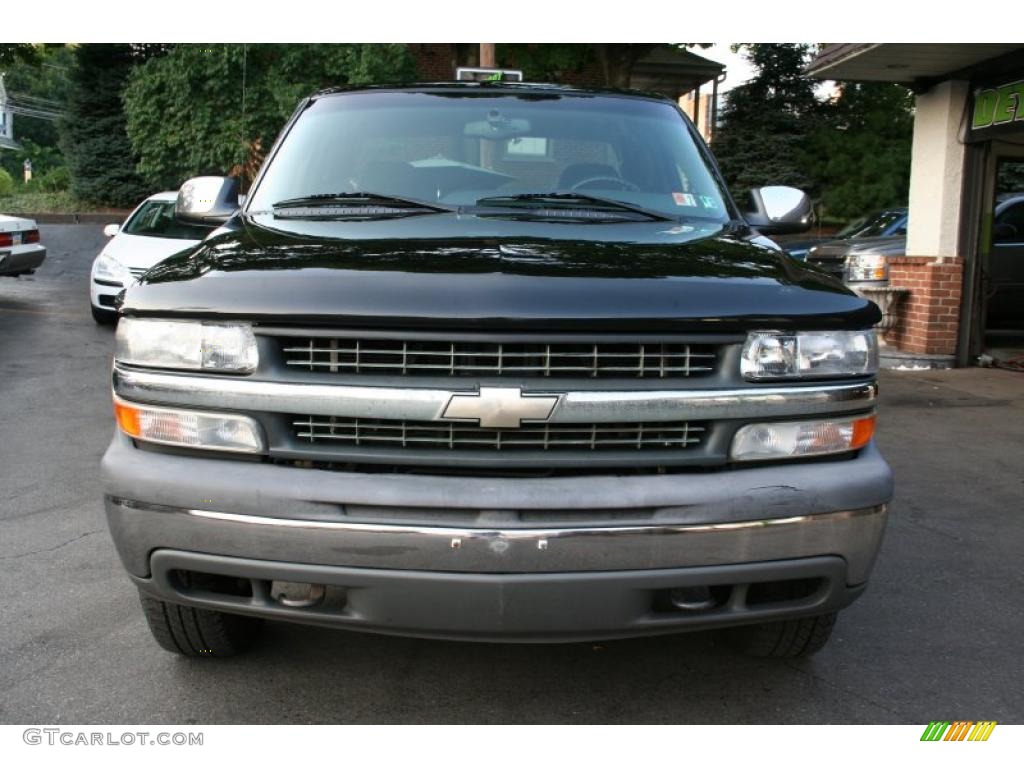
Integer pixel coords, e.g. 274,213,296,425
1,224,1022,724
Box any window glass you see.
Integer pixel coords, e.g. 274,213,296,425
122,200,212,240
249,91,731,221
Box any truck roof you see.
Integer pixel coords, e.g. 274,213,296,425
311,80,675,104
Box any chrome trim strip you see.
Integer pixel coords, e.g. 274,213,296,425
106,497,888,581
113,366,877,424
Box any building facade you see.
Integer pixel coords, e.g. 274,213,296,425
808,45,1024,367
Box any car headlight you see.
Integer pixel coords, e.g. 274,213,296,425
845,253,888,282
94,252,132,284
115,317,258,373
731,414,876,461
741,330,878,380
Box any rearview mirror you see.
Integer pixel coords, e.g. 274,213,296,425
102,223,120,238
744,186,813,235
176,176,240,225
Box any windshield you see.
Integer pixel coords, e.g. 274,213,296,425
123,200,213,240
837,209,907,239
248,90,731,221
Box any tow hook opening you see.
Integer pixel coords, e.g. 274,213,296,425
653,577,827,614
668,585,720,611
271,581,327,608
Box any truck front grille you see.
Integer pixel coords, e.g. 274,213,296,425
281,337,717,379
292,416,704,452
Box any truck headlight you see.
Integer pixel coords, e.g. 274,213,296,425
115,318,258,373
94,252,132,285
845,253,888,282
731,414,876,461
741,330,877,380
114,398,265,453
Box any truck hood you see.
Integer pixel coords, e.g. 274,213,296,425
124,214,880,331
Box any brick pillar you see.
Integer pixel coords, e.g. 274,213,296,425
884,257,963,355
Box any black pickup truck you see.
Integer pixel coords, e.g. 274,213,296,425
102,82,892,659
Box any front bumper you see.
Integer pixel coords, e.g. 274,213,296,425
0,244,46,275
102,433,892,641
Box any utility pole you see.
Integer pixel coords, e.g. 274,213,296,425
479,44,496,68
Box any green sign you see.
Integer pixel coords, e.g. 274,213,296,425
971,79,1024,140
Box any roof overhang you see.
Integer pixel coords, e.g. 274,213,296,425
630,46,725,97
806,44,1024,88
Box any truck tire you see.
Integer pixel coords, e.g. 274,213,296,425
139,594,262,657
723,612,837,658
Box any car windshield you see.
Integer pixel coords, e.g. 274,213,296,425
247,90,731,221
122,200,213,240
837,210,906,239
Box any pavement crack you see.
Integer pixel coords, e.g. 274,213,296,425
0,529,104,560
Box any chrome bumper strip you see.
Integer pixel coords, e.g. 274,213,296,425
106,497,888,583
113,366,877,423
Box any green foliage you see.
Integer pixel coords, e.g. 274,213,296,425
33,164,72,192
0,45,73,183
806,82,913,219
0,190,103,214
498,44,596,82
712,45,912,222
123,44,416,190
60,44,149,207
712,44,821,198
0,168,13,197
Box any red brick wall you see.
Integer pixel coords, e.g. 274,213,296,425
885,257,963,355
410,44,457,81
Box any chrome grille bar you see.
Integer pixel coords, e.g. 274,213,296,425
113,368,879,425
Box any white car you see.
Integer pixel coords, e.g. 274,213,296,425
90,192,213,323
0,214,46,277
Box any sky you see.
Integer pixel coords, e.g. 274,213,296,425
698,44,835,102
700,44,756,93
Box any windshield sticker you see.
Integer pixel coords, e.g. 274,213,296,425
699,195,719,209
672,192,697,207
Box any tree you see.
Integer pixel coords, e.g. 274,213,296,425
712,44,821,199
805,82,913,220
123,44,416,190
60,44,149,207
0,45,73,180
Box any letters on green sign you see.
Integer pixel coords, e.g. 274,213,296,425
973,80,1024,129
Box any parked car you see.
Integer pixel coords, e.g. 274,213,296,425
806,198,1024,329
90,192,214,324
786,207,908,262
102,80,891,660
803,208,908,277
0,214,45,276
986,194,1024,333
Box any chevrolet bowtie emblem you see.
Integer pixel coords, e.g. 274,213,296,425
442,387,560,428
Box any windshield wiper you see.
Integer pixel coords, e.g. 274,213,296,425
473,193,676,222
271,192,456,217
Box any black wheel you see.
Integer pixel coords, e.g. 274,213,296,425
91,305,117,325
723,611,838,658
139,593,263,657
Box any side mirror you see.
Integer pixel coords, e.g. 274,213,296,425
176,176,240,224
102,223,120,238
744,186,813,235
